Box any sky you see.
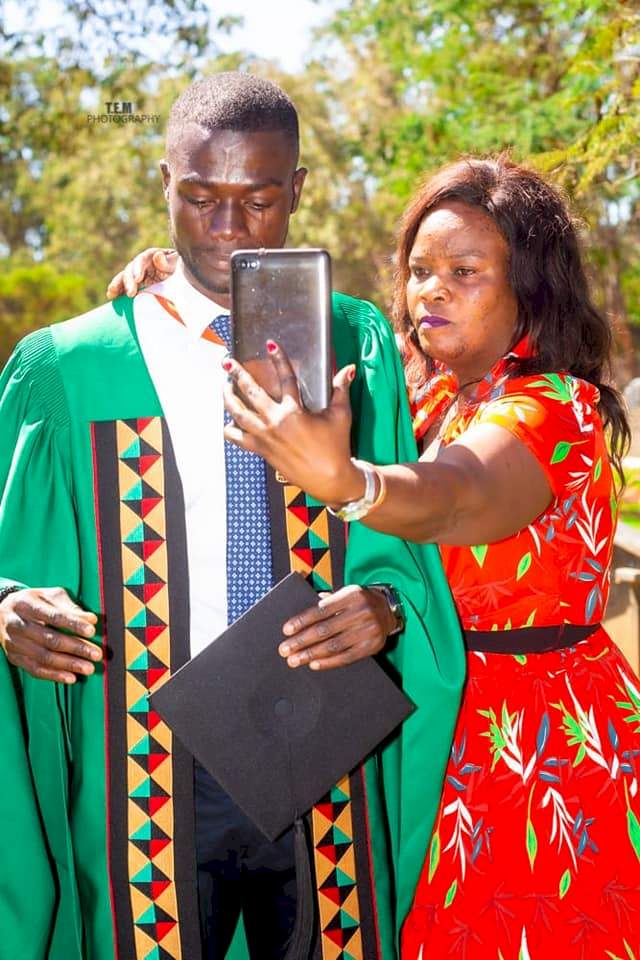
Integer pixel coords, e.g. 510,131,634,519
4,0,335,72
215,0,333,71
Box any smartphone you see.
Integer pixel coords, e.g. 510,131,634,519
230,248,332,412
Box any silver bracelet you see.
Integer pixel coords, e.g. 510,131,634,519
327,459,378,523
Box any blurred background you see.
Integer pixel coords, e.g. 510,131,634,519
1,0,640,663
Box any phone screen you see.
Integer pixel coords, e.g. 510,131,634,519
230,249,332,412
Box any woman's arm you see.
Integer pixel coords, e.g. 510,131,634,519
222,344,552,547
356,423,551,545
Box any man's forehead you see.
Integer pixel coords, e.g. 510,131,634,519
168,123,298,183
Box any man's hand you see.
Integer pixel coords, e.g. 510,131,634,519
106,248,178,299
0,587,102,684
278,584,396,670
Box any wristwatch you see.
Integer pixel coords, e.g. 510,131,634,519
0,585,21,607
367,583,406,636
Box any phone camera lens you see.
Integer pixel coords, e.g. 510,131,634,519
239,259,247,269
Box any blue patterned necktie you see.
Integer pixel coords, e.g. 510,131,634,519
210,314,273,623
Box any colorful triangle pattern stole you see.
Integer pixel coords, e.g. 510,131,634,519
267,469,382,960
92,418,201,960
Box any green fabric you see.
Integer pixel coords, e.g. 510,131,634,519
332,294,466,946
0,293,465,960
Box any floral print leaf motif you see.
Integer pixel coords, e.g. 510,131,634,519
605,944,638,960
470,543,488,567
479,703,536,782
526,786,538,871
529,374,574,404
541,787,578,868
444,878,457,909
518,927,532,960
536,713,550,756
550,440,575,465
624,781,640,864
553,677,610,773
559,867,572,899
594,457,602,482
516,552,532,581
615,668,640,733
442,797,474,880
428,828,440,882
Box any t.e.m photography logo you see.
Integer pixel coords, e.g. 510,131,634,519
87,102,160,125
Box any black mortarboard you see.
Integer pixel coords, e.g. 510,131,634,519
149,572,413,841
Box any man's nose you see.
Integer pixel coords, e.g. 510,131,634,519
208,200,245,239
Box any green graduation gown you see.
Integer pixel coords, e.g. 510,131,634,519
0,291,464,960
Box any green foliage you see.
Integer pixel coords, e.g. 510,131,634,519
0,263,91,359
0,0,638,375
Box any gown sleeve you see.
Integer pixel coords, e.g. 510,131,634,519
333,296,466,946
0,333,82,960
0,334,80,593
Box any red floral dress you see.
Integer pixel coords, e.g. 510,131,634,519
402,350,640,960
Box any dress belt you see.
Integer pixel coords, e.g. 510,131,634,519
463,622,601,654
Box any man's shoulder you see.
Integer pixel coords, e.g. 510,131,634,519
50,296,136,356
331,291,394,346
16,296,136,369
332,291,386,326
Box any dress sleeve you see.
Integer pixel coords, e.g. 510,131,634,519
0,334,80,594
472,374,601,499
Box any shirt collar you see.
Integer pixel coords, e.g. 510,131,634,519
149,259,227,338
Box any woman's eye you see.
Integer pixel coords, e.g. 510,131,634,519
410,266,429,279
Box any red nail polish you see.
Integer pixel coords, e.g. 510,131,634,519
266,340,277,354
222,359,233,372
348,366,356,382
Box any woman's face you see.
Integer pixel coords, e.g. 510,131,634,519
406,200,519,384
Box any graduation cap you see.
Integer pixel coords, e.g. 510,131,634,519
149,572,413,958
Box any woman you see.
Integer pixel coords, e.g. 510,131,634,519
216,157,640,958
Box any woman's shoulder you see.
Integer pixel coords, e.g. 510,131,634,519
490,371,600,410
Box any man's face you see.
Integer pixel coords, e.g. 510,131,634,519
161,125,307,306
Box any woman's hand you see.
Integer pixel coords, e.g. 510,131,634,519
222,341,364,506
106,248,178,299
279,585,396,670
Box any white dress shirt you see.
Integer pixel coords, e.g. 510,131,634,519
134,261,230,655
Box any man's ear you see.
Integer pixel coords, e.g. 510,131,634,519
160,160,171,202
290,167,308,214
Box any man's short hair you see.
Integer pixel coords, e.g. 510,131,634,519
166,72,299,159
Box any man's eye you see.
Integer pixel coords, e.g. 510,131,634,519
248,201,270,211
188,197,211,208
455,267,476,276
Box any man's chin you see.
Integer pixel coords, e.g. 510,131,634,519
180,256,230,300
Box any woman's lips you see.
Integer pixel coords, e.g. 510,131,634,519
419,315,451,328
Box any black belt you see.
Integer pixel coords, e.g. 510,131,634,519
463,622,600,654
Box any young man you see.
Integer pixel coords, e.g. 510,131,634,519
0,74,464,960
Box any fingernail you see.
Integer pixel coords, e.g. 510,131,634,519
348,366,356,382
279,643,290,656
288,655,300,667
63,675,76,685
266,340,277,354
88,646,102,660
82,625,95,637
282,623,294,636
309,661,320,670
222,359,233,372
